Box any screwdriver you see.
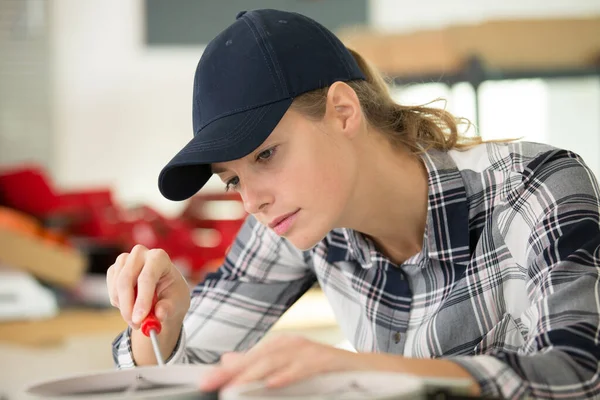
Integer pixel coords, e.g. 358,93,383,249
134,287,165,366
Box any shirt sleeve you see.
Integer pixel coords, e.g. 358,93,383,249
112,214,317,368
451,149,600,399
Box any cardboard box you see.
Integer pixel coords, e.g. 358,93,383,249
0,228,87,289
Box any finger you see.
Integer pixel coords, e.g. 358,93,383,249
154,285,182,322
227,351,291,388
106,253,128,307
262,342,346,388
265,363,310,388
199,364,238,392
264,346,340,388
200,337,306,391
117,245,148,327
153,298,175,322
132,248,170,324
200,351,253,391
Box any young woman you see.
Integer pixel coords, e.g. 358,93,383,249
107,9,600,399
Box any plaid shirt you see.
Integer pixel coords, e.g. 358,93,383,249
113,141,600,399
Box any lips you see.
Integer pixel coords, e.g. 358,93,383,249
268,210,299,235
269,210,298,229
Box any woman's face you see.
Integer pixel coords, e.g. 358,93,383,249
212,107,359,250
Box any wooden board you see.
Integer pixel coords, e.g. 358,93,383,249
338,17,600,75
0,228,87,288
0,289,339,347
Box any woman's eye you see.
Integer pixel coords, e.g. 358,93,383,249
225,176,239,192
257,147,276,161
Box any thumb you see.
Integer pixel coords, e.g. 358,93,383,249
153,298,172,323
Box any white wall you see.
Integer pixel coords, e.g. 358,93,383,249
370,0,600,32
51,0,205,216
545,77,600,175
49,0,600,218
0,0,53,171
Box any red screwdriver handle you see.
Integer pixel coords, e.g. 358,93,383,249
133,287,162,336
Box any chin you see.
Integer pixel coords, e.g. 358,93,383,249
284,226,329,251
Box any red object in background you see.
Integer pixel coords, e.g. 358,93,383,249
0,165,130,247
123,194,247,281
0,165,113,219
0,165,246,279
180,193,246,255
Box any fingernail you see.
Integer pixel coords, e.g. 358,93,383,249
132,309,143,324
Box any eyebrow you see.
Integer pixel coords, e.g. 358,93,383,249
210,139,275,174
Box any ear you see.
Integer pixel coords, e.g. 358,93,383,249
324,81,362,139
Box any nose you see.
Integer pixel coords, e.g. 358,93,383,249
240,180,273,215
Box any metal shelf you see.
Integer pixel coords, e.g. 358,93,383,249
390,57,600,129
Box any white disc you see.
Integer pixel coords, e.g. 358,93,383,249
220,372,427,400
24,365,217,400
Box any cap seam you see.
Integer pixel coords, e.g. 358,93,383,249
196,98,287,134
248,13,289,97
188,107,263,150
186,103,272,151
241,17,283,98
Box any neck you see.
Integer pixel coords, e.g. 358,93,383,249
340,131,430,265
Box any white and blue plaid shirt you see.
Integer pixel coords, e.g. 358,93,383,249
114,141,600,399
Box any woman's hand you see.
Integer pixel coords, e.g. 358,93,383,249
107,244,191,365
106,244,190,330
199,335,358,391
199,335,480,395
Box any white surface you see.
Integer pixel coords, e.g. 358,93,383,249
24,364,214,399
0,327,346,400
370,0,600,33
0,334,117,400
0,266,58,322
221,372,426,400
1,338,457,400
221,372,474,400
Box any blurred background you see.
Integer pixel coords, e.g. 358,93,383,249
0,0,599,398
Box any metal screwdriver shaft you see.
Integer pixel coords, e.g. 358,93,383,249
135,287,165,366
148,329,165,366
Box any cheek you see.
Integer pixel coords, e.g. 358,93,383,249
278,136,353,210
298,158,351,208
316,167,345,196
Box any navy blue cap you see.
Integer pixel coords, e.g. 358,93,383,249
158,9,365,201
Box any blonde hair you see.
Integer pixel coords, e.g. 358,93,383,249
291,48,511,154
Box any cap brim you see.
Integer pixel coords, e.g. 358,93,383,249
158,98,293,201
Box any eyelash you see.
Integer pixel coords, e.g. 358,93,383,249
225,146,278,192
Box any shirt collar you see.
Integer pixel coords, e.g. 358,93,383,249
325,149,471,267
420,149,471,266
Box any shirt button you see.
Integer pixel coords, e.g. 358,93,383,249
393,332,402,344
